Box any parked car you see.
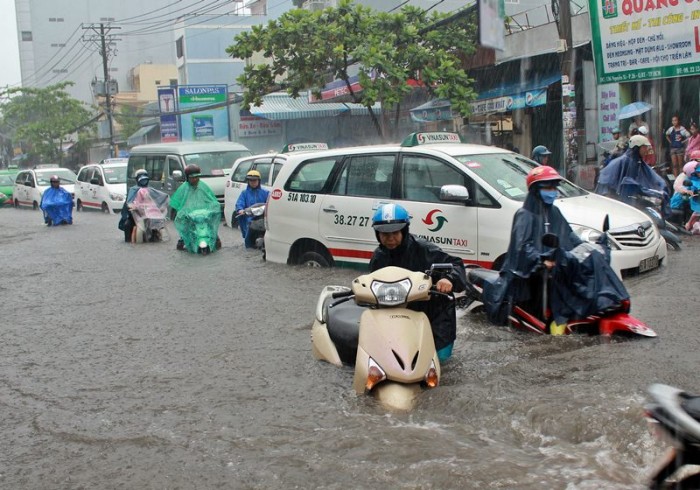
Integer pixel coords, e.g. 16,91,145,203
264,132,667,277
0,170,18,206
127,142,252,214
12,168,77,210
223,144,328,228
75,160,127,214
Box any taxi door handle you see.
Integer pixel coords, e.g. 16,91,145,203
323,206,338,213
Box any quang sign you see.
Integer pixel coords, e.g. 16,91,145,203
470,88,548,116
589,0,700,84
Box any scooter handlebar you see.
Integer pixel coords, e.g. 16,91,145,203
331,290,353,299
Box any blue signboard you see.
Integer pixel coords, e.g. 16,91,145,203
158,87,179,142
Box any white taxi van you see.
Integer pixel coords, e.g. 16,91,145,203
127,142,252,211
264,132,667,276
12,167,77,210
223,143,328,228
75,159,127,214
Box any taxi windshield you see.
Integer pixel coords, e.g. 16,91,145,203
0,175,15,185
184,151,253,177
35,169,77,186
454,153,587,202
103,166,127,184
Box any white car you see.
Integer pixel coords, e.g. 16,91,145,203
75,161,128,214
223,144,328,228
13,168,77,210
264,132,667,277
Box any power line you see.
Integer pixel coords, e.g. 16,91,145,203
117,0,232,36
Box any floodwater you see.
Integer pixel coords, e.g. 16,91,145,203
1,208,698,489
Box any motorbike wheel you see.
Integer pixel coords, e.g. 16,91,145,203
76,200,83,211
200,246,210,256
32,201,38,210
101,202,110,214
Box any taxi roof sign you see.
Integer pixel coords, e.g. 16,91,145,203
282,142,329,153
401,132,463,147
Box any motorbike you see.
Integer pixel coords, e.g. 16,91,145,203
462,233,657,338
129,187,170,243
620,183,685,251
311,265,453,410
645,384,700,489
175,207,222,255
242,202,266,250
40,188,73,226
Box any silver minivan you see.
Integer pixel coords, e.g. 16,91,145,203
127,142,252,209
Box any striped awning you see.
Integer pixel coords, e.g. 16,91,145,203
248,93,379,121
127,124,158,147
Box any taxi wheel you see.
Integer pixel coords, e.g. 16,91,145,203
32,201,38,210
76,200,83,211
299,251,330,268
14,199,19,208
101,202,110,214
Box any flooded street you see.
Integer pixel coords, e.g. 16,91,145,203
1,208,699,489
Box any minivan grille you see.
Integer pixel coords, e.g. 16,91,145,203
608,221,655,248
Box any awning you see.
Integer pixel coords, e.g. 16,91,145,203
127,124,158,147
410,99,453,123
248,93,379,121
470,72,561,116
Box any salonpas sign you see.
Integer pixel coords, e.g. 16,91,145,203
588,0,700,83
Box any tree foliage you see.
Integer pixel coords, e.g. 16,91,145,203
227,0,477,139
0,82,96,164
114,104,144,141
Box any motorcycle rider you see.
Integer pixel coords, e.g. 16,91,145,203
170,164,222,251
119,169,150,242
40,175,73,226
369,203,467,361
483,166,629,335
235,169,270,249
595,134,667,202
531,145,552,166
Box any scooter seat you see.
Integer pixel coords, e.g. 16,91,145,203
326,300,366,366
467,268,499,288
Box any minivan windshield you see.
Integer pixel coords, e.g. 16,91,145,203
454,153,587,202
184,151,253,177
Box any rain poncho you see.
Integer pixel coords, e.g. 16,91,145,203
130,187,169,239
482,189,629,325
40,186,73,226
369,233,467,351
595,147,667,200
171,181,221,253
235,185,269,248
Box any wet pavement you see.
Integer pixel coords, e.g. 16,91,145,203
1,207,699,488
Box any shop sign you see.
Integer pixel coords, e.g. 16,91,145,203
470,88,548,116
597,83,621,142
589,0,700,84
158,87,179,143
238,116,282,138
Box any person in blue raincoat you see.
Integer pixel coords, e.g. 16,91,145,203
483,166,629,335
234,170,269,249
595,135,667,202
40,175,73,226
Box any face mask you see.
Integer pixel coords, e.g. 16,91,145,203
137,178,149,187
539,189,558,205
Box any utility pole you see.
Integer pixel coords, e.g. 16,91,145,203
83,23,121,158
554,0,577,182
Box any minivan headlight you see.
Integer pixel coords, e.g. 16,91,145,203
370,279,411,306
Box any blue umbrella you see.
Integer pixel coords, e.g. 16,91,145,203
618,101,652,120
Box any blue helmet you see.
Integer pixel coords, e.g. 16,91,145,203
372,203,410,233
531,145,552,164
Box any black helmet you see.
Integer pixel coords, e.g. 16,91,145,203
531,145,552,164
185,164,201,178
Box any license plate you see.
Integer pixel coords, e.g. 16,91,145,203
639,256,659,273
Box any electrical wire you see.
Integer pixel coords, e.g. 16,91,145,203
117,0,231,36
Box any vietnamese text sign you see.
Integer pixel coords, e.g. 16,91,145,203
598,83,621,142
158,87,179,143
178,85,230,141
470,88,547,116
589,0,700,84
238,116,283,138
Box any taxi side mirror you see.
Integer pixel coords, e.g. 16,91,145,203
440,184,470,203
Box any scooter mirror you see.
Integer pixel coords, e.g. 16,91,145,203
541,233,559,248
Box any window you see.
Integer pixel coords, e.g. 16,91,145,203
251,158,274,183
285,158,339,193
155,80,161,85
400,155,465,203
49,17,56,22
77,167,91,182
165,157,182,179
231,159,254,182
145,155,165,182
21,31,32,41
184,151,252,177
169,79,178,87
176,37,184,59
15,172,27,184
272,162,284,184
333,154,395,198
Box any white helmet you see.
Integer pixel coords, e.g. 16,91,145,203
629,135,651,148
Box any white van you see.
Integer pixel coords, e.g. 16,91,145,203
12,168,77,209
75,160,127,214
264,133,667,277
127,142,252,210
223,144,328,227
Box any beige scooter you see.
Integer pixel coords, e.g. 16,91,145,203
312,265,450,410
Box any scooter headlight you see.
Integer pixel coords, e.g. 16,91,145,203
424,360,439,388
366,357,387,391
370,279,411,306
199,240,208,249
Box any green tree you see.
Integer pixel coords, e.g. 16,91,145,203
114,104,143,141
0,82,96,164
227,1,477,139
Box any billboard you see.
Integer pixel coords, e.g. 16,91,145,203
158,87,179,143
178,85,230,141
589,0,700,83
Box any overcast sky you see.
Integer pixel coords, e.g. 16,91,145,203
1,0,22,89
